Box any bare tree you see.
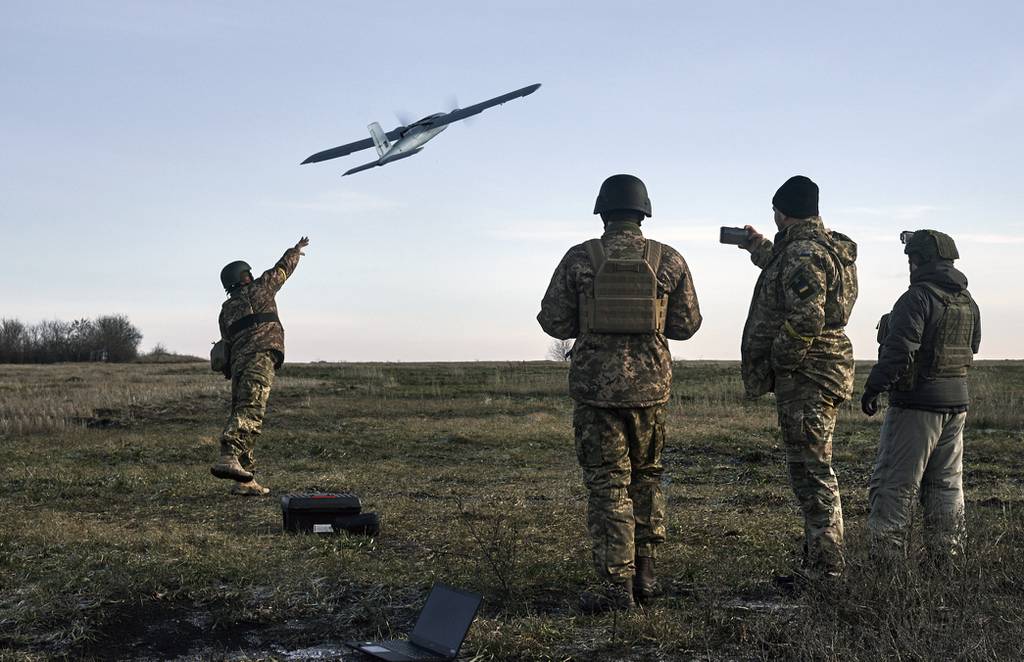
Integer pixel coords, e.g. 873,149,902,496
93,315,143,362
547,338,573,362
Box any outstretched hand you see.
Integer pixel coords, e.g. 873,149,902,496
294,236,310,255
738,225,763,251
861,390,880,417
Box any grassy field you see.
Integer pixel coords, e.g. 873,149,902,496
1,360,1023,660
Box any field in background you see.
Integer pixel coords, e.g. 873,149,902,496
1,361,1022,660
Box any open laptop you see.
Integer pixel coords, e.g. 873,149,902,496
345,584,482,661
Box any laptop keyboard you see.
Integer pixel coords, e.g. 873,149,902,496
386,640,439,660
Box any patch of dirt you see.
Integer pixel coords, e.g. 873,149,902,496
73,601,341,661
73,408,132,429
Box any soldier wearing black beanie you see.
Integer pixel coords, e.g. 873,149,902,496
735,173,859,582
772,175,819,219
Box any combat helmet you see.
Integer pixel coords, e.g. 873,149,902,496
594,174,652,217
904,230,959,263
220,260,252,293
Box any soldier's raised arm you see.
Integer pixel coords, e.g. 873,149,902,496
258,236,309,293
537,250,580,340
771,244,829,372
662,251,702,341
741,225,774,269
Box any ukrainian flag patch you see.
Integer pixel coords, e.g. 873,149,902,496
789,269,818,300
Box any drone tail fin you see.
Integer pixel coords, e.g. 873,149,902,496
368,122,390,157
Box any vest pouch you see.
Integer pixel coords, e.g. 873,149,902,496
210,340,231,379
589,296,664,334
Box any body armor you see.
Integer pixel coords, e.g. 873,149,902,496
579,238,667,334
878,282,975,390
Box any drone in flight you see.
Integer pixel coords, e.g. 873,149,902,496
301,83,541,176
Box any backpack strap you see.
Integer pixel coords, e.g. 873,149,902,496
645,240,667,332
644,239,663,273
915,281,956,305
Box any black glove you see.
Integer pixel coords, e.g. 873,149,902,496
861,389,880,417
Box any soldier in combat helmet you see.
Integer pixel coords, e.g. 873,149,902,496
861,230,980,564
736,176,858,582
538,174,702,611
211,236,309,496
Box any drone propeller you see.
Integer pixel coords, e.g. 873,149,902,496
446,94,475,126
394,110,414,127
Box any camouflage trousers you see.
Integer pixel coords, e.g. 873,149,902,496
573,402,666,582
775,374,845,577
219,350,276,471
868,407,966,561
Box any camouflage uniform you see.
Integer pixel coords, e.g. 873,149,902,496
741,217,857,577
538,221,702,581
218,246,302,468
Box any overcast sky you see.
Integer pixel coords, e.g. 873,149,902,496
3,1,1021,360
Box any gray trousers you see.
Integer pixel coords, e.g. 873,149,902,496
868,406,966,559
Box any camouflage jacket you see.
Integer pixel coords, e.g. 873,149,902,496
741,217,858,400
537,222,702,407
219,247,303,369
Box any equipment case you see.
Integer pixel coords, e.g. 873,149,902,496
281,493,379,536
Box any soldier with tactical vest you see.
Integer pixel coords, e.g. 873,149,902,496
210,236,309,496
538,174,702,611
861,230,980,563
737,175,858,582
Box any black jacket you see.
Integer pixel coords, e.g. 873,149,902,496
865,261,981,412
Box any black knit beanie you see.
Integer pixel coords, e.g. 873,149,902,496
772,175,819,219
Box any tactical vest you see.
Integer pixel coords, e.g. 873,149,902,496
877,282,974,390
578,238,667,334
916,282,975,379
210,311,282,379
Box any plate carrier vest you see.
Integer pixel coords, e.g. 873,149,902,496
877,281,975,390
578,238,667,334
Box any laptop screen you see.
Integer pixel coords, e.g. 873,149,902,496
409,584,482,656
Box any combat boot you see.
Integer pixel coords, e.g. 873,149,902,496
230,479,270,496
579,578,635,614
210,454,254,482
634,556,660,604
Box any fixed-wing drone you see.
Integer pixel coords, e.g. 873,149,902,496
301,83,541,176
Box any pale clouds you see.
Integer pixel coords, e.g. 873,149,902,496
486,219,722,243
272,191,403,215
832,205,945,221
957,233,1024,245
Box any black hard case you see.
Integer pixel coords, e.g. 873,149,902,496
281,493,378,535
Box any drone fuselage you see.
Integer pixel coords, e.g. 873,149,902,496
380,121,448,164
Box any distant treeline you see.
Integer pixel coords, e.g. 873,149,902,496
0,315,143,364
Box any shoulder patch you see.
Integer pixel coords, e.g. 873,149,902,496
789,269,819,300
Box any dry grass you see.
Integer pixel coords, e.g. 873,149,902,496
0,361,1021,660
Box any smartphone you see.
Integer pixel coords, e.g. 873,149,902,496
720,226,750,245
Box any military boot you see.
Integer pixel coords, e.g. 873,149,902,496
634,556,660,604
210,454,254,482
579,578,635,614
230,479,270,496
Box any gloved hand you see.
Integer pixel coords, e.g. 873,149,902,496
861,389,880,416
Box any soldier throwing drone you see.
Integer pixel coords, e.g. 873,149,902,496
211,237,309,496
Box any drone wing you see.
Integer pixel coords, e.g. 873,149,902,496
427,83,541,129
301,126,406,164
